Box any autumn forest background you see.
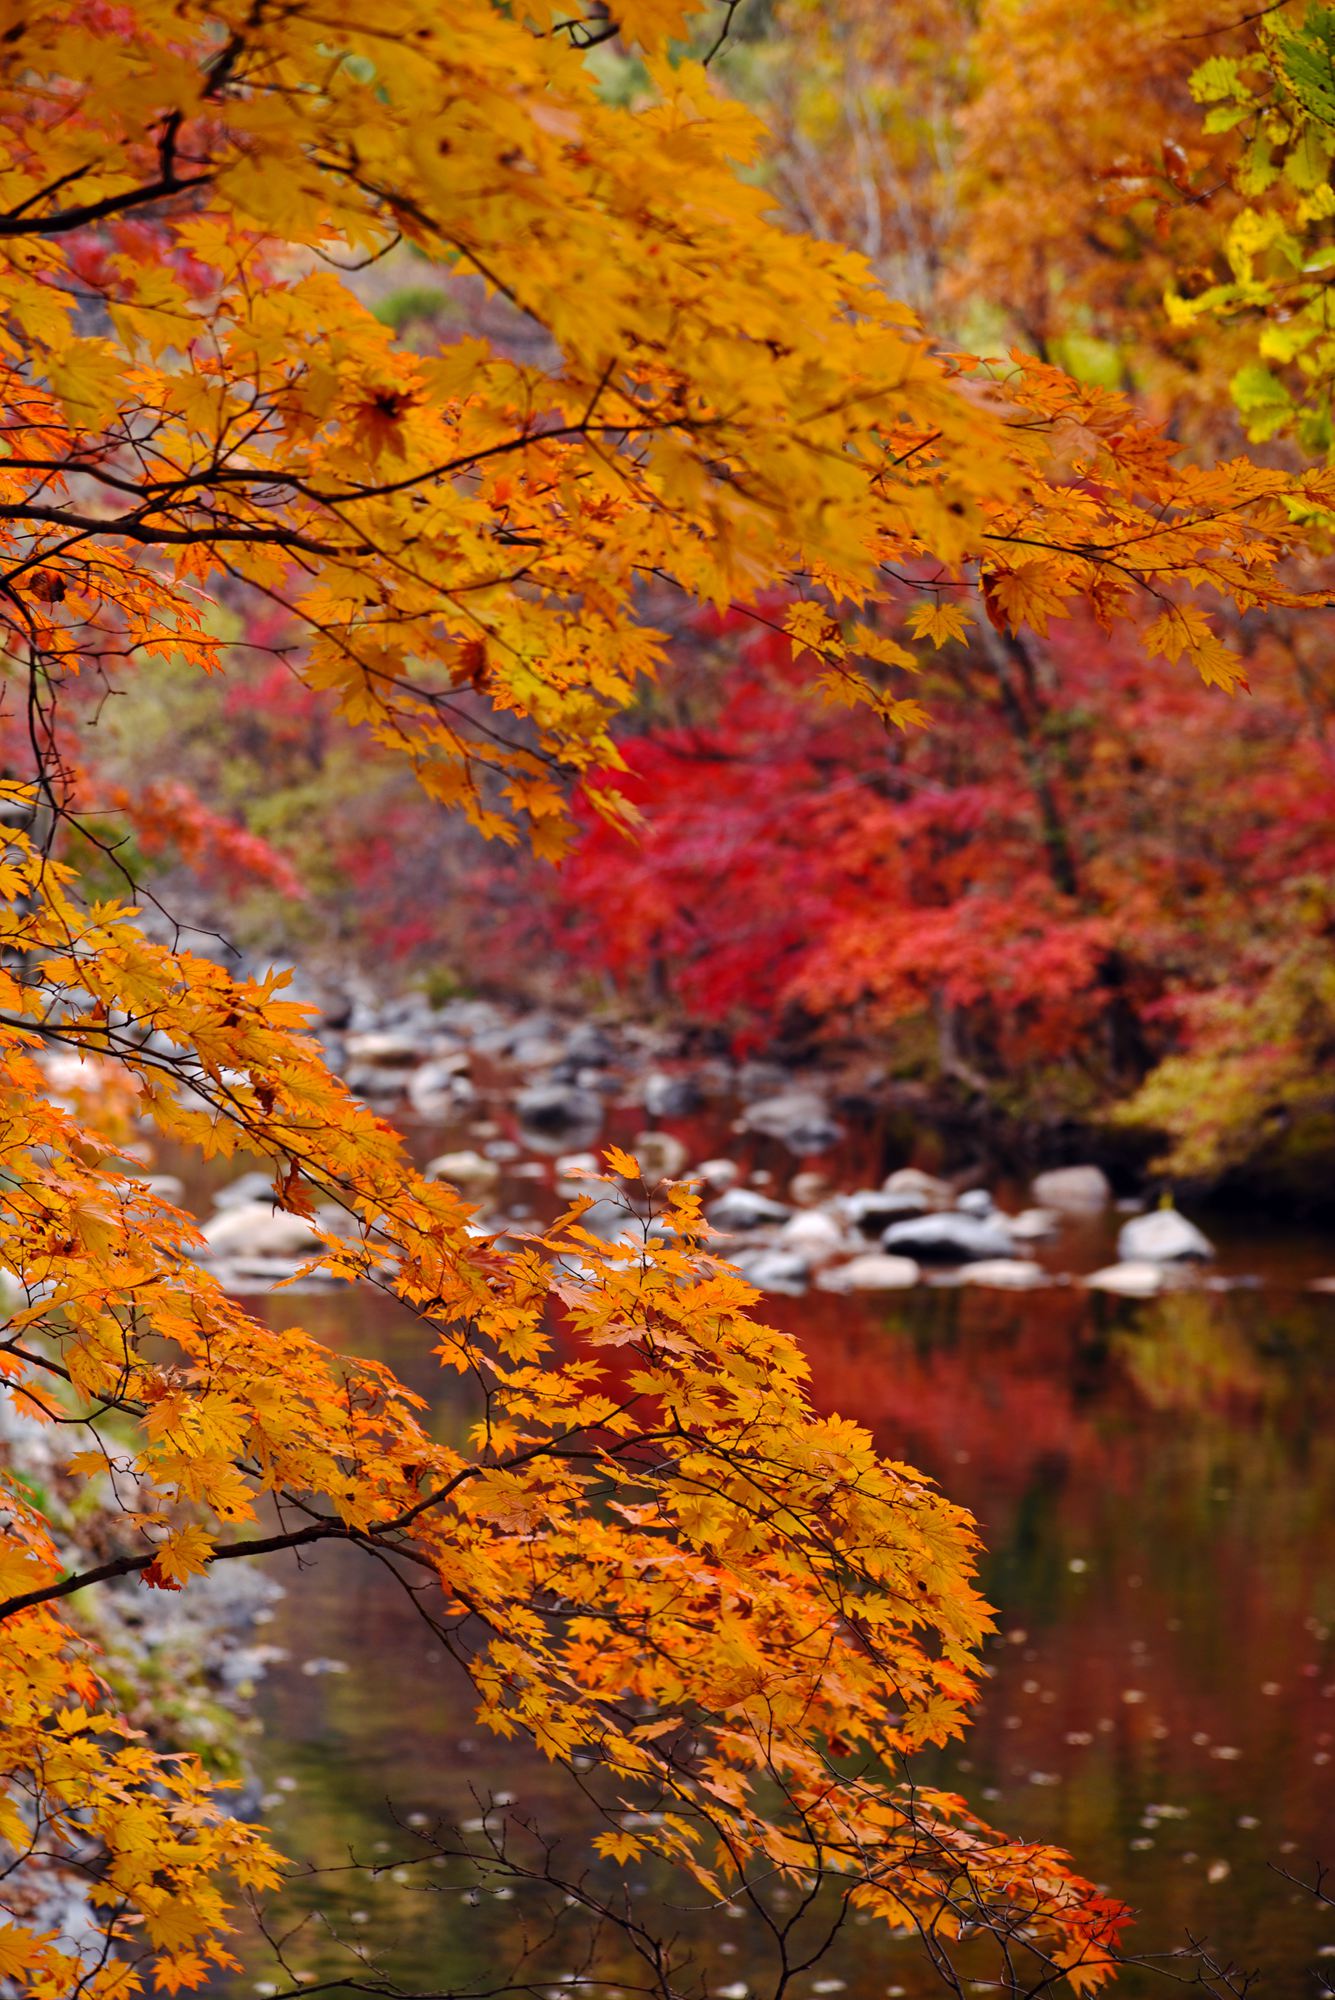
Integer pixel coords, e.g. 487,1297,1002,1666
0,5,1333,2000
97,0,1335,1206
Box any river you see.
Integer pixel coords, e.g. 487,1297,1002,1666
206,1076,1335,2000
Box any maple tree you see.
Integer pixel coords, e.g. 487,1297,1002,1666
1,1,1333,1995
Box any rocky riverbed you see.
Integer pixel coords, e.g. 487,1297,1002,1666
160,983,1334,1300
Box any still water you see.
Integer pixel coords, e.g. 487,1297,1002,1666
213,1099,1335,2000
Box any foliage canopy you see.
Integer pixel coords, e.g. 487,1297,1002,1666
0,1,1330,1994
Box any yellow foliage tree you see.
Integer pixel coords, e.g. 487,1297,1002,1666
0,2,1330,1995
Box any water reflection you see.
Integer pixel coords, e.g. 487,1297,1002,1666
209,1127,1334,2000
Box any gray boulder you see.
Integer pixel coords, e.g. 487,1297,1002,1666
742,1090,844,1154
565,1023,618,1067
643,1070,701,1119
732,1248,810,1295
515,1079,603,1136
707,1187,792,1232
407,1052,473,1116
881,1211,1016,1263
845,1187,929,1235
1117,1207,1214,1262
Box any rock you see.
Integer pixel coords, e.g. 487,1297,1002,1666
642,1070,701,1119
789,1169,832,1207
344,1063,410,1100
143,1173,186,1204
508,1022,568,1069
881,1211,1016,1263
221,1255,329,1292
314,1203,359,1241
406,1052,472,1116
817,1253,920,1292
843,1189,923,1235
565,1023,618,1067
1117,1207,1214,1262
887,1212,1016,1261
736,1059,790,1102
554,1150,601,1195
1086,1261,1167,1297
515,1079,603,1136
777,1209,846,1261
342,1029,424,1068
200,1203,324,1261
732,1248,810,1295
694,1157,742,1192
424,1149,501,1194
742,1090,844,1153
960,1258,1047,1289
707,1187,792,1232
955,1188,998,1218
1010,1207,1061,1240
882,1167,952,1206
631,1130,690,1180
213,1169,281,1210
1031,1165,1111,1211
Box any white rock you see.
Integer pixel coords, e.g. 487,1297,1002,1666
406,1052,471,1114
424,1149,501,1193
778,1209,846,1261
817,1253,920,1292
1086,1261,1167,1297
1031,1165,1111,1210
1010,1206,1061,1240
960,1258,1047,1289
693,1157,741,1192
1117,1207,1214,1262
343,1029,423,1067
788,1169,832,1207
143,1173,186,1204
882,1166,952,1206
213,1169,279,1210
554,1150,600,1195
201,1203,324,1260
631,1130,690,1180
